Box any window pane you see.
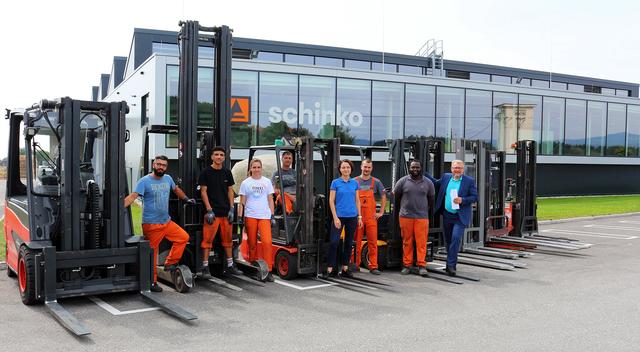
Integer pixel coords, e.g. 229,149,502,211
606,103,626,156
436,87,464,151
256,51,283,62
315,57,342,67
152,43,179,56
493,92,518,152
344,59,370,70
550,81,567,90
492,75,511,84
541,97,564,155
258,73,298,144
616,89,630,97
405,84,435,139
285,54,314,65
601,88,616,96
231,70,258,148
337,79,371,144
372,62,397,73
587,101,606,156
398,65,422,75
568,84,583,92
532,79,549,88
513,78,531,86
470,73,490,82
166,65,179,147
563,99,586,156
299,75,336,139
446,70,470,80
627,105,640,157
372,81,403,145
196,67,214,128
465,90,492,145
517,95,542,146
198,46,214,59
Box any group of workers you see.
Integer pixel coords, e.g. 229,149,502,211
124,147,478,292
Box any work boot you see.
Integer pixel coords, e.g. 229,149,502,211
150,283,163,293
340,270,354,279
163,263,178,272
266,272,275,282
226,264,243,276
199,265,212,279
400,267,411,275
370,268,381,275
418,267,429,277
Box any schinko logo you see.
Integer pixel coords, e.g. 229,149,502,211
268,102,363,127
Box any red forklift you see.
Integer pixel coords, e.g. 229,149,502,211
4,99,196,336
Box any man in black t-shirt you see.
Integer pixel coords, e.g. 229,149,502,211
198,146,242,277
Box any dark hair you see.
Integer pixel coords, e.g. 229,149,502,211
339,159,354,170
212,146,226,155
281,151,293,157
154,155,169,162
409,159,422,167
362,158,373,164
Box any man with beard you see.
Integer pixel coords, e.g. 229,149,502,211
271,150,296,213
425,160,477,276
124,155,194,292
354,159,386,275
392,160,435,277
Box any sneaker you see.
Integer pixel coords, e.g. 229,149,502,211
226,265,243,276
370,268,381,275
340,270,354,279
163,263,178,272
400,267,411,275
150,283,163,292
199,266,212,279
266,272,275,282
418,267,429,277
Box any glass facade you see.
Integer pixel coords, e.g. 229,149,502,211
163,65,640,158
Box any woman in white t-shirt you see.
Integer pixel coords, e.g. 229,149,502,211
239,158,275,282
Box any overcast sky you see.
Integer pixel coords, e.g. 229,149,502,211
1,0,639,159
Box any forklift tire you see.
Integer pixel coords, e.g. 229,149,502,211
172,269,191,293
360,246,370,270
18,246,38,305
275,251,297,280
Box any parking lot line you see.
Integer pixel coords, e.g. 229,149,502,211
619,220,640,224
584,224,640,232
543,228,638,240
89,296,160,316
274,279,337,291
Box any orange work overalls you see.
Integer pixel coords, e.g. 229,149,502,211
354,177,379,270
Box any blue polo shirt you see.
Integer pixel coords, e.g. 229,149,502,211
134,174,176,224
444,177,462,214
330,177,360,217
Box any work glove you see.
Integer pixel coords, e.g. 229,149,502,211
271,215,277,227
183,197,196,205
205,210,215,225
228,209,235,223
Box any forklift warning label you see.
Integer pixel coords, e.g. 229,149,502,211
231,96,251,123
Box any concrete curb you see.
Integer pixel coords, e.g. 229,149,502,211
539,212,640,225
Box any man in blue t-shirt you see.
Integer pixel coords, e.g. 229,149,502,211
124,155,195,292
426,160,478,276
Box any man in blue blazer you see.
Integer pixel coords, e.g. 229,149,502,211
425,160,478,276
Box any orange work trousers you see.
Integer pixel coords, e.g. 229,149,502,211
244,217,273,271
354,218,378,269
142,221,189,282
398,217,429,268
202,216,232,249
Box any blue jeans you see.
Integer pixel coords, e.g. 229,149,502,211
327,216,358,268
443,211,465,269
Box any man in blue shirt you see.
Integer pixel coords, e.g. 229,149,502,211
426,160,478,276
124,155,195,292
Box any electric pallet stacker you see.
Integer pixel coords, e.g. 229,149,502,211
3,99,196,336
140,21,270,293
486,140,592,251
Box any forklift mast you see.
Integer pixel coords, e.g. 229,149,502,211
511,140,538,236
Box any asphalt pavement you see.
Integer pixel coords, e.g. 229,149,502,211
1,214,639,351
